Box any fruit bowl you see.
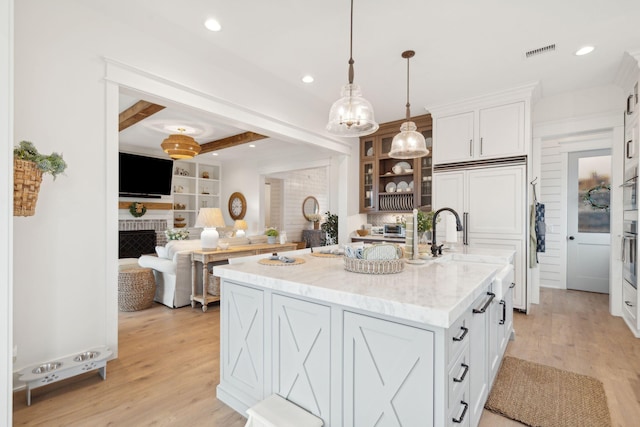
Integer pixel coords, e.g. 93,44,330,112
356,229,369,236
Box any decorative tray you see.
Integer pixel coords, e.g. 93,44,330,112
343,257,404,274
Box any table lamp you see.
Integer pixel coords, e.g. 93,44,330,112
234,219,248,237
194,207,226,250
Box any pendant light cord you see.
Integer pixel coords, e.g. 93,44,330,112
348,0,354,85
403,50,415,121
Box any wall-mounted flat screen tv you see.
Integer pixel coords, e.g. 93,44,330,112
119,152,173,198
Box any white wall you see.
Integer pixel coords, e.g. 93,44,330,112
13,0,349,376
2,0,13,422
281,168,328,243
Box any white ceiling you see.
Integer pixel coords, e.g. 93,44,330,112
113,0,640,160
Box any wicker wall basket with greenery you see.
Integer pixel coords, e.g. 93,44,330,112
13,141,67,217
13,159,43,216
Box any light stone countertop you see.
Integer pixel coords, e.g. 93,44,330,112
214,247,514,329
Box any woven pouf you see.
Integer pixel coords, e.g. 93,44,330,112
118,266,155,312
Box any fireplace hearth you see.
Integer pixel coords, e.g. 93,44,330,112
119,230,156,259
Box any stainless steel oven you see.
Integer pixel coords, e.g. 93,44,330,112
624,123,639,210
623,177,637,211
383,223,405,238
623,219,637,289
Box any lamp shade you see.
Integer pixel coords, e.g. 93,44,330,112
234,219,248,237
389,121,429,159
161,133,201,159
326,84,379,137
195,208,226,250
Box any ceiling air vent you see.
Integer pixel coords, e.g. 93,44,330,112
525,44,556,58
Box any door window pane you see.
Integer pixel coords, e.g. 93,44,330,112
578,155,610,233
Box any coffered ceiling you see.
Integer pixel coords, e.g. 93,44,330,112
111,0,640,160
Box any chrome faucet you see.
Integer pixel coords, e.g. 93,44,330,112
431,207,464,257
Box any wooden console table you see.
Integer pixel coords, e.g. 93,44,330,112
191,243,298,312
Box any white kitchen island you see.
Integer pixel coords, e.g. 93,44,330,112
213,247,515,427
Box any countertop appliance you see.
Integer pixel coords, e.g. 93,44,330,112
371,226,384,236
383,223,405,238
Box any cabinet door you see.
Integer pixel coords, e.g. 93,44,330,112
344,312,434,426
488,296,502,387
433,171,465,214
466,166,524,237
478,102,525,159
434,111,474,164
221,282,264,401
360,160,376,212
272,295,331,422
469,291,493,427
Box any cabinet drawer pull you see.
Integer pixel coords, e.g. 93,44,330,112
627,139,634,159
452,400,469,423
452,326,468,342
473,292,496,314
480,137,483,155
453,363,469,383
499,300,506,325
625,300,634,307
627,94,635,115
509,282,516,289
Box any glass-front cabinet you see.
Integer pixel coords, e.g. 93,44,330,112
359,115,433,213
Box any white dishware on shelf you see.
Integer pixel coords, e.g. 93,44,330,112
405,168,413,173
397,181,409,192
393,161,411,173
409,180,414,190
385,182,397,193
392,165,403,174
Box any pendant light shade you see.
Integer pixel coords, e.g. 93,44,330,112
326,0,379,137
161,130,201,159
389,50,429,159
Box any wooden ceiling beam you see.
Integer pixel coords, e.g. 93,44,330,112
199,132,268,154
119,101,166,132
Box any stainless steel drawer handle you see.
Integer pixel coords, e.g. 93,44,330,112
452,401,469,424
473,292,496,314
625,300,634,307
499,300,506,325
453,363,469,383
452,326,468,342
509,282,516,289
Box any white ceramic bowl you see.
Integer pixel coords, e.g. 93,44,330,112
218,242,229,250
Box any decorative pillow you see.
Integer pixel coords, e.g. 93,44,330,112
155,246,168,259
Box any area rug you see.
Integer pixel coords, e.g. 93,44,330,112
485,356,611,427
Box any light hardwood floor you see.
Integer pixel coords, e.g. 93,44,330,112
13,288,640,426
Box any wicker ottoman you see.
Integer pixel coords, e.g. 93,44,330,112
118,265,155,312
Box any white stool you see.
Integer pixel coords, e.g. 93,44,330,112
245,394,323,427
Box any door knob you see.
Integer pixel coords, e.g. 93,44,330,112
568,236,575,240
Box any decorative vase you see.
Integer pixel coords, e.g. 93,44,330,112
420,231,433,245
267,236,277,244
313,221,320,230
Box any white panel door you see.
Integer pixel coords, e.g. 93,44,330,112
434,112,474,164
467,165,525,237
272,294,331,422
343,312,434,427
222,282,264,401
478,102,525,159
567,150,611,293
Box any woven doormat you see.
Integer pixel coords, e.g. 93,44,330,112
486,356,611,427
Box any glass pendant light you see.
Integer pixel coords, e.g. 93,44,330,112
326,0,379,137
389,50,429,159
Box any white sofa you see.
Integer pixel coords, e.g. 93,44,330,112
138,235,265,308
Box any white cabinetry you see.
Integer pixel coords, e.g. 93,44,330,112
489,266,515,387
343,312,434,426
434,101,525,165
171,160,220,228
468,291,493,427
433,164,527,311
272,294,331,420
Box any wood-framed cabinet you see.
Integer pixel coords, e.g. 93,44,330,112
359,114,433,213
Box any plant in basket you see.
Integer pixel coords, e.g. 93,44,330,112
13,141,68,216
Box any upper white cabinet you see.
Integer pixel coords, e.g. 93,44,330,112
430,85,536,165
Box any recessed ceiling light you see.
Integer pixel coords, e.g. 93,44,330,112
302,75,314,83
212,152,219,156
575,46,595,56
249,144,256,148
204,18,221,32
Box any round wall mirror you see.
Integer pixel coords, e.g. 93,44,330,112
302,196,319,220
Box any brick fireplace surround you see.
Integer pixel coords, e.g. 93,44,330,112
118,219,168,259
